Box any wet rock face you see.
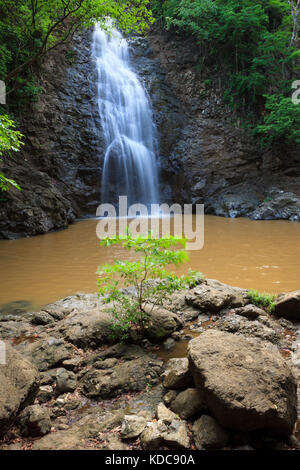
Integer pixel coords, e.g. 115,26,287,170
170,388,205,420
0,31,104,239
188,330,297,438
140,402,190,450
162,357,193,390
145,29,300,217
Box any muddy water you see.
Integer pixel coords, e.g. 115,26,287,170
0,216,299,313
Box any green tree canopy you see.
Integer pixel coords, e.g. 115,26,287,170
0,0,154,88
0,114,23,191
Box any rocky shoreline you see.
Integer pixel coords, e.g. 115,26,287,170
0,279,300,450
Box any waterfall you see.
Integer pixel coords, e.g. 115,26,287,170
92,23,159,209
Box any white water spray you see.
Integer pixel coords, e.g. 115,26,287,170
92,23,159,208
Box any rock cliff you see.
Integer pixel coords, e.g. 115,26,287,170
1,27,299,239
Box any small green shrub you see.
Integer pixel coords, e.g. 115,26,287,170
247,289,276,312
97,230,203,342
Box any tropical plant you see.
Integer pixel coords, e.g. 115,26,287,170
0,114,23,191
255,94,300,147
0,0,154,83
97,230,202,341
247,288,276,312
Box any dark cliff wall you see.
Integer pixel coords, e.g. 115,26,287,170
1,27,300,239
139,28,300,221
0,31,104,239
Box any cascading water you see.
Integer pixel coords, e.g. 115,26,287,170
92,23,159,208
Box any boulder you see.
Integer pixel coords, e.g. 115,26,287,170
163,358,193,390
140,420,167,450
170,388,204,419
185,279,248,313
192,415,229,449
61,308,114,348
156,402,178,422
235,304,267,320
144,305,183,343
121,415,147,440
140,418,190,450
275,291,300,321
18,404,51,437
188,330,297,437
0,343,40,436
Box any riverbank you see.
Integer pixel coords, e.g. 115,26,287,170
1,279,299,450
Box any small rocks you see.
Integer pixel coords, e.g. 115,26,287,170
163,358,193,390
18,405,51,437
275,291,300,321
121,415,147,440
192,415,229,449
144,305,183,342
55,368,77,394
163,337,176,350
188,330,297,437
235,304,267,319
141,405,190,450
171,331,182,341
37,385,53,403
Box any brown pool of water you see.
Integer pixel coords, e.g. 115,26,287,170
0,215,299,314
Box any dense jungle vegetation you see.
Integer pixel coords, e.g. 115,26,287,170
152,0,300,149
